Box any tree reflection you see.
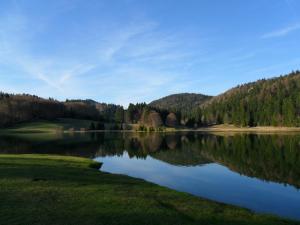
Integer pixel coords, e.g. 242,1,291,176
1,132,300,188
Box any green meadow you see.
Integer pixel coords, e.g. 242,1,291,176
0,154,298,225
1,118,97,134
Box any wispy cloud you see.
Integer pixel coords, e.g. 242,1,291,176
0,2,205,105
261,23,300,38
59,64,96,85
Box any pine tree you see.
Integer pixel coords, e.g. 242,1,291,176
89,122,95,130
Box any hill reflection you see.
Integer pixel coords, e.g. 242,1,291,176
1,132,300,188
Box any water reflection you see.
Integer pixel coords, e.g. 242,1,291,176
1,132,300,187
1,132,300,219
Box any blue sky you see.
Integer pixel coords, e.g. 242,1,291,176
0,0,299,106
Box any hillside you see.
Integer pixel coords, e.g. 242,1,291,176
149,93,212,112
2,71,300,129
0,94,123,128
200,70,300,127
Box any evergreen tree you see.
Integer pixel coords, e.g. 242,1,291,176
89,122,95,130
96,122,105,130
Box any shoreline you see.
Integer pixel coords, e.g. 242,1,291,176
2,120,300,134
3,127,300,135
190,126,300,133
56,126,300,133
0,154,298,225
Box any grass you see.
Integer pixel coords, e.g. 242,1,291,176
4,119,300,136
2,118,97,133
194,124,300,133
0,154,298,225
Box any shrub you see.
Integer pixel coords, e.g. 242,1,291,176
89,161,102,170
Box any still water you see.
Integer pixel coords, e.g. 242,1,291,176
1,132,300,220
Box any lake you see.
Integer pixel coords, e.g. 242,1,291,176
1,132,300,220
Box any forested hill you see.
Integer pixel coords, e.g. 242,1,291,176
2,70,300,129
0,94,124,127
200,70,300,127
149,93,212,111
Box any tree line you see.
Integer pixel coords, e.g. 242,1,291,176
199,70,300,127
1,70,300,128
0,94,124,128
153,70,300,128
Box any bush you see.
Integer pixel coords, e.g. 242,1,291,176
149,127,155,132
156,127,165,132
110,124,120,130
89,122,95,130
89,161,102,170
96,122,105,130
137,125,147,132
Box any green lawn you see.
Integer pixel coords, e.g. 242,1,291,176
2,118,97,133
0,154,298,225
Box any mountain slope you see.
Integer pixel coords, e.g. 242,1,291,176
149,93,212,112
0,94,124,128
201,70,300,127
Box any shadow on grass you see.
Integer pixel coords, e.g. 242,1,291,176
0,155,298,225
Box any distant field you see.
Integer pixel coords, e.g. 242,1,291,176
3,119,300,135
0,154,297,225
2,118,98,133
194,125,300,133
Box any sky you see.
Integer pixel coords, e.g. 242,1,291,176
0,0,300,106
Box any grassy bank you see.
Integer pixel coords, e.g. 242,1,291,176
1,118,97,133
193,125,300,133
3,120,300,134
161,125,300,133
0,154,298,225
